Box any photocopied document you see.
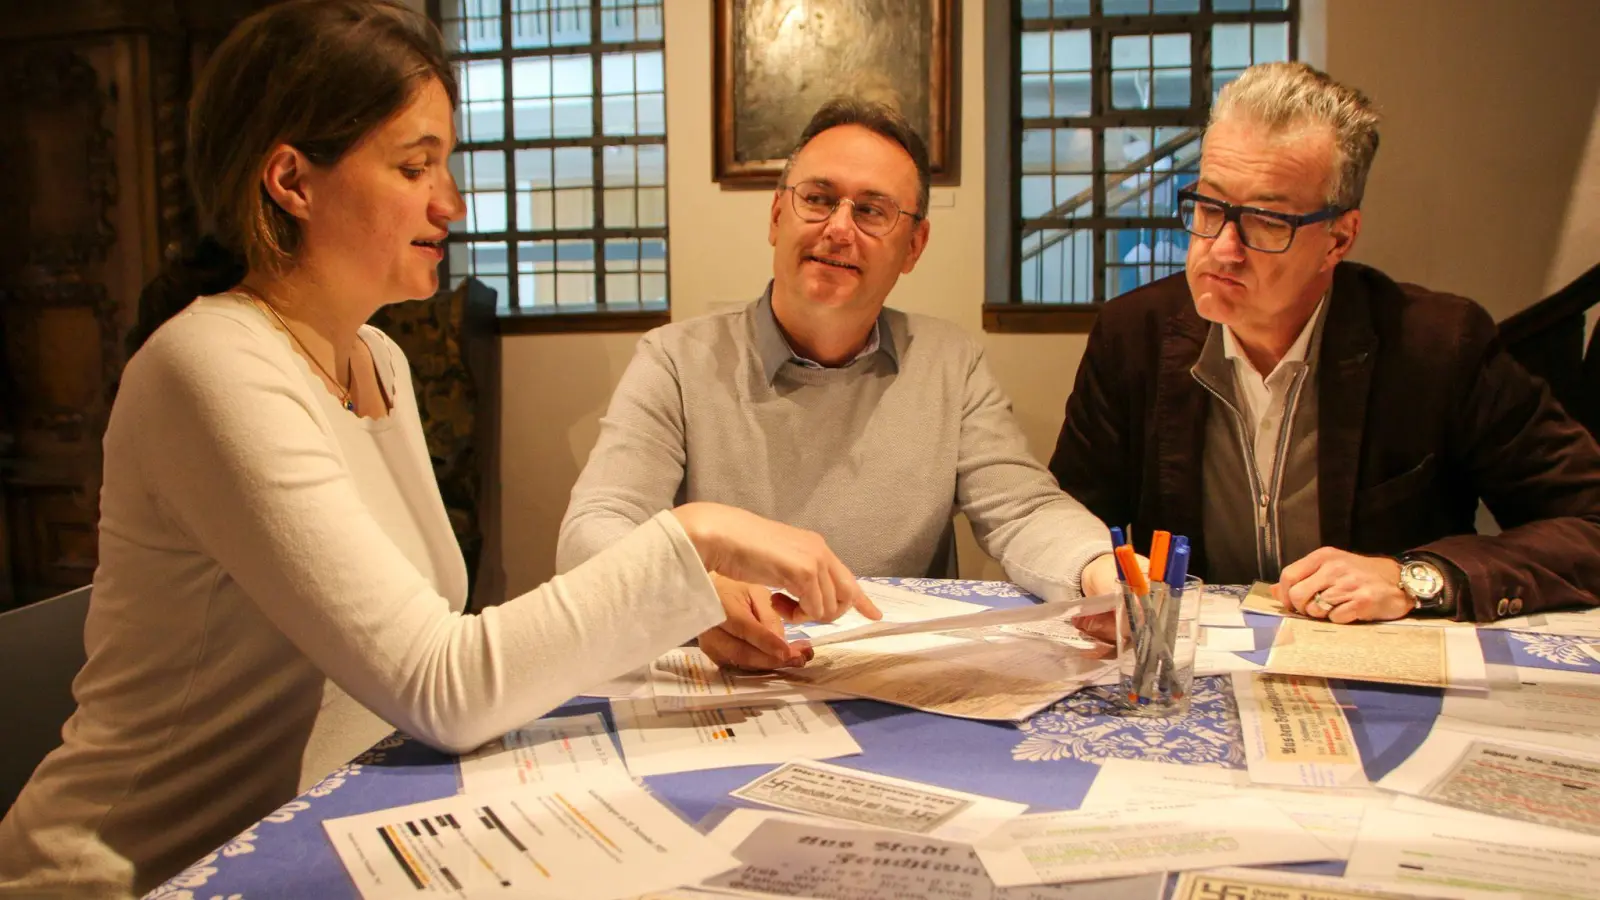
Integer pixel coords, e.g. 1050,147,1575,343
1171,867,1505,900
702,808,1165,900
730,759,1025,843
781,632,1117,721
1079,758,1389,859
1232,673,1368,787
799,580,988,640
323,780,738,900
1265,618,1487,690
457,713,630,794
1375,721,1600,837
972,798,1334,886
646,647,844,712
1439,664,1600,735
1345,809,1600,899
608,698,860,777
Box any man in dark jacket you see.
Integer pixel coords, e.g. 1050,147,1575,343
1051,61,1600,624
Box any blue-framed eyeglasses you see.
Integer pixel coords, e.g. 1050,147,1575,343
1177,188,1347,253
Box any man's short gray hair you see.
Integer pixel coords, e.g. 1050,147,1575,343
779,97,931,218
1210,62,1381,210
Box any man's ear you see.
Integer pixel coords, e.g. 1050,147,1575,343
768,189,784,247
900,217,931,274
1324,208,1361,270
261,144,315,222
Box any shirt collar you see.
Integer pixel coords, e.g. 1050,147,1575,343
753,281,898,385
1221,292,1329,382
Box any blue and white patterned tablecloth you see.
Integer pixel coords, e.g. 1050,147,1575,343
147,580,1600,900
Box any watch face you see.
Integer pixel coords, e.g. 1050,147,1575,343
1401,561,1444,600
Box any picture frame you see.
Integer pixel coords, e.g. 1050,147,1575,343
712,0,959,188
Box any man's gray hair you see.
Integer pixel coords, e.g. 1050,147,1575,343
779,97,931,218
1210,61,1381,210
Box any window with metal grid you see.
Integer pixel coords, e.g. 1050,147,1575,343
432,0,667,318
1002,0,1296,323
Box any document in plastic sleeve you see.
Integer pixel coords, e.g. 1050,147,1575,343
457,713,630,794
1345,809,1600,900
646,647,845,712
702,808,1164,900
1265,618,1487,690
1232,673,1368,787
805,592,1118,648
972,798,1334,886
323,779,738,900
1376,721,1600,837
1172,867,1506,900
1439,664,1600,735
798,580,988,640
1079,758,1389,859
730,759,1025,842
609,698,860,777
781,632,1117,722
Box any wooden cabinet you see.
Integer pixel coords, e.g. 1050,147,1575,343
0,1,276,608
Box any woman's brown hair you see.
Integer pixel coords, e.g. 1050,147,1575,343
129,0,457,354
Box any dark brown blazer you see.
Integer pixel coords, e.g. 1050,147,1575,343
1049,261,1600,622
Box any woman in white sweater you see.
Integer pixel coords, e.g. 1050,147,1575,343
0,2,875,895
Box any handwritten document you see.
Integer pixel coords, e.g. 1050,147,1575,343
731,759,1025,843
1233,673,1367,787
1265,618,1487,689
324,779,737,900
457,713,629,794
782,633,1116,722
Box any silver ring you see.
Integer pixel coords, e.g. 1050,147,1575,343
1310,591,1333,611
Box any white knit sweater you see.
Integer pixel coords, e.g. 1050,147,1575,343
0,295,722,897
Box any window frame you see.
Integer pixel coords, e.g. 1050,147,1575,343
987,0,1298,334
428,0,671,334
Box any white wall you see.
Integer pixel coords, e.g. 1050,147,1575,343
494,0,1600,599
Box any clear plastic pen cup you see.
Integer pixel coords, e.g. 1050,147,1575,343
1114,575,1202,717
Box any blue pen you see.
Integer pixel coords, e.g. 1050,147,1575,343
1157,539,1193,697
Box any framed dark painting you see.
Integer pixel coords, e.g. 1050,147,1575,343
713,0,959,188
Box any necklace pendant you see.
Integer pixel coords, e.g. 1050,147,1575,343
344,398,356,412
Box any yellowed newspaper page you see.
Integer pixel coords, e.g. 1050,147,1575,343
1267,619,1449,687
1233,673,1367,786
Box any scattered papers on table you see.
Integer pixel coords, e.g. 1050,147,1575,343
457,713,629,794
646,646,844,712
1439,663,1600,735
1201,626,1257,652
323,779,737,900
798,580,988,640
730,758,1025,843
608,697,859,777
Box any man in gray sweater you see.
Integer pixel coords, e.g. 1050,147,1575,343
558,99,1118,668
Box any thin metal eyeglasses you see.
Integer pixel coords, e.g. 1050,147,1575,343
1177,188,1347,254
780,180,923,238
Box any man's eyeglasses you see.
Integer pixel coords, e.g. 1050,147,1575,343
780,180,922,238
1177,188,1346,254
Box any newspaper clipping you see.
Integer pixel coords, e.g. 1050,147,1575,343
704,815,1161,900
1233,673,1366,787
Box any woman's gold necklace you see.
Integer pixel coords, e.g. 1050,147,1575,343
236,284,356,412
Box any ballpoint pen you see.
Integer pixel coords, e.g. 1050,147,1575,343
1157,538,1192,698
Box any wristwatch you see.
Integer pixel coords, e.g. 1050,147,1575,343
1397,555,1455,616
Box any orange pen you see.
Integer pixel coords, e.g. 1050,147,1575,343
1148,530,1172,587
1114,544,1149,597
